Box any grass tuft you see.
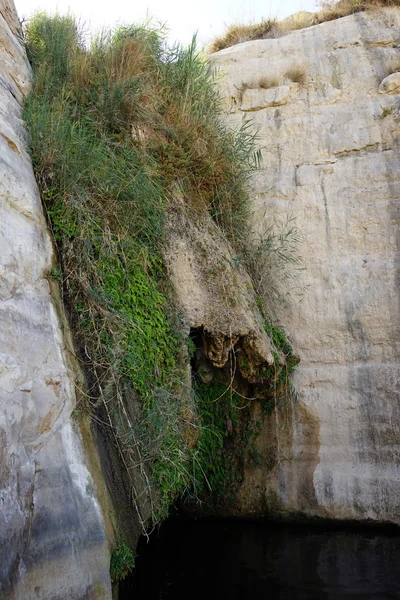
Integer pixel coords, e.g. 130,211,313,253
259,74,281,89
316,0,400,22
285,64,307,84
209,19,278,53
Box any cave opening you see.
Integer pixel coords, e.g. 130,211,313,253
188,325,264,401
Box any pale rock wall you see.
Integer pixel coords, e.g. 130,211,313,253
211,8,400,523
0,2,112,597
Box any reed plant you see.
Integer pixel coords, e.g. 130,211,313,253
24,13,262,522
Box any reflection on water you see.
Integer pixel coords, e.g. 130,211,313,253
122,519,400,600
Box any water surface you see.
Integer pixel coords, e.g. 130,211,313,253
123,519,400,599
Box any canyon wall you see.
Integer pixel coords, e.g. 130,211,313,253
0,2,112,597
211,7,400,523
1,2,399,597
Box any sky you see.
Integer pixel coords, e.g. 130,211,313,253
15,0,319,47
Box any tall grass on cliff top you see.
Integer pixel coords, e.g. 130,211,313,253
210,0,400,52
24,13,259,520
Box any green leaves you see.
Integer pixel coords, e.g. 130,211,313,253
110,541,135,583
191,380,250,500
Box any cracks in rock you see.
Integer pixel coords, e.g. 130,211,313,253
21,461,39,560
0,188,36,222
0,38,17,61
0,75,17,102
366,40,400,49
333,141,393,158
332,41,362,51
9,72,25,98
319,173,332,252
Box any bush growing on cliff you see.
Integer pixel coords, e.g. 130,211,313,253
110,541,135,583
317,0,400,18
24,11,301,538
24,13,264,523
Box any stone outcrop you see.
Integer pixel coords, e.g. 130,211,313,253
379,71,400,94
0,2,112,597
210,7,400,523
165,201,274,371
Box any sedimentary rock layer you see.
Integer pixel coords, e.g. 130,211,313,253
211,7,400,523
0,2,112,597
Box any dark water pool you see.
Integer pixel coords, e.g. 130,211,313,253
121,519,400,599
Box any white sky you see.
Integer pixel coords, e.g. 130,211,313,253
15,0,318,47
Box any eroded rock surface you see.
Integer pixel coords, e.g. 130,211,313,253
165,201,274,372
211,7,400,523
379,71,400,94
0,2,112,597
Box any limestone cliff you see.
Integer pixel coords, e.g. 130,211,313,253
210,6,400,523
0,2,112,597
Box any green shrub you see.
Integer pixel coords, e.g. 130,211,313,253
190,380,251,500
110,541,135,583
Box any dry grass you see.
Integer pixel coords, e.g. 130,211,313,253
209,19,278,53
238,67,306,93
209,0,400,53
285,64,307,84
316,0,399,23
279,11,316,33
239,74,281,91
259,74,281,88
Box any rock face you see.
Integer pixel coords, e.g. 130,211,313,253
165,201,274,370
210,7,400,523
0,2,112,597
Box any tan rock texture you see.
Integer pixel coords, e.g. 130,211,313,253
0,1,112,597
210,7,400,523
165,201,274,370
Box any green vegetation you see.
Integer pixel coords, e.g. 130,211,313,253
209,0,400,53
191,380,251,500
24,12,260,521
24,12,298,533
242,216,304,315
110,541,135,583
262,320,299,386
